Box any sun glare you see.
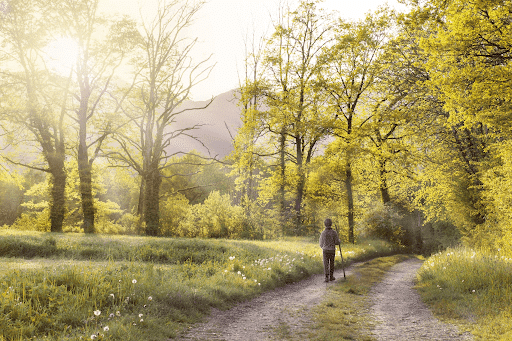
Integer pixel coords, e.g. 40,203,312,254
44,37,80,75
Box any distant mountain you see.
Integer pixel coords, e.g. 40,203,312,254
165,89,242,160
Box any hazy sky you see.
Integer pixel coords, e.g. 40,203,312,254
99,0,407,101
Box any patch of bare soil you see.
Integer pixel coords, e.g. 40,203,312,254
176,268,351,341
369,258,473,341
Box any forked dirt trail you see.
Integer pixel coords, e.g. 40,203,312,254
178,259,473,341
370,258,473,341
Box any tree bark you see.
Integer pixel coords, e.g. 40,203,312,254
278,128,287,234
48,159,67,233
78,146,95,233
144,166,161,236
379,160,391,204
77,79,95,233
294,137,305,230
29,101,68,233
345,161,355,244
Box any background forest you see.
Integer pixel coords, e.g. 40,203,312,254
1,0,511,255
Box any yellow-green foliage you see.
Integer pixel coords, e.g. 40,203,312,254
420,0,512,132
159,193,191,237
482,140,512,253
0,230,399,340
177,191,245,238
414,0,512,250
417,247,512,340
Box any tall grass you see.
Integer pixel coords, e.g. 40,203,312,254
417,247,512,340
0,230,400,340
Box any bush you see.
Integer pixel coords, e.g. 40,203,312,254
420,220,463,255
360,203,411,247
180,191,245,238
11,210,51,232
160,193,191,237
118,213,140,235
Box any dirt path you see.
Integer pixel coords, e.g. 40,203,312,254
177,267,352,341
178,258,473,341
370,258,473,341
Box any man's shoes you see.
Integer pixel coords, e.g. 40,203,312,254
330,276,336,281
324,277,329,283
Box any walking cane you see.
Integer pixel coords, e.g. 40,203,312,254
334,224,346,279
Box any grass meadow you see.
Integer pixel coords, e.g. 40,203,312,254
416,247,512,340
0,229,399,340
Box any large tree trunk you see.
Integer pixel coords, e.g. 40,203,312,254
345,161,355,244
144,166,161,236
48,160,66,233
77,74,96,233
34,112,67,233
78,153,95,233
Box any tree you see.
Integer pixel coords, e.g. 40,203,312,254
242,0,333,232
402,0,504,245
108,0,213,236
0,0,70,232
363,10,435,207
230,27,266,221
49,0,138,233
319,10,391,243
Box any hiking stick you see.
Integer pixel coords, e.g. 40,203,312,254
334,224,346,279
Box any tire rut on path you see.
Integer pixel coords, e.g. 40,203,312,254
370,258,473,341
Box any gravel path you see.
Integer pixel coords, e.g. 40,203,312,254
369,258,473,341
177,258,474,341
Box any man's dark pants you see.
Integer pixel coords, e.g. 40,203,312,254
323,250,335,278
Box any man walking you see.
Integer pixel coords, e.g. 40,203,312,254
319,218,341,282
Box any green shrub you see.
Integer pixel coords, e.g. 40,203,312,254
11,210,51,232
118,213,140,235
180,191,245,239
420,220,463,255
160,193,191,237
360,203,411,247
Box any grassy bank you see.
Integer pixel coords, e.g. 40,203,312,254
0,230,399,340
416,247,512,340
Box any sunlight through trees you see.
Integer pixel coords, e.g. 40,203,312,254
0,0,511,254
